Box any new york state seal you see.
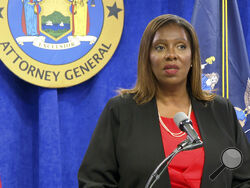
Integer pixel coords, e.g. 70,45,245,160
0,0,124,88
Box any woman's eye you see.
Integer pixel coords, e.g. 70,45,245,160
177,44,186,50
155,45,164,51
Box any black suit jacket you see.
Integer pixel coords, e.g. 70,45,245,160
78,94,250,188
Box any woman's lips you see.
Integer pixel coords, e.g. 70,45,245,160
164,65,179,75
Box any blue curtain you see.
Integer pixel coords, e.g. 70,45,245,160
0,0,249,188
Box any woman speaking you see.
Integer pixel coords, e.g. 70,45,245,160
78,14,250,188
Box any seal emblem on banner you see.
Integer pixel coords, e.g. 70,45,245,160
0,0,124,88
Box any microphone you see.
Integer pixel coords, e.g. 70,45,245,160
174,112,200,144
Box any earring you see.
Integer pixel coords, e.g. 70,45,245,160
190,64,193,67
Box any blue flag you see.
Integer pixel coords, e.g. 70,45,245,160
191,0,250,142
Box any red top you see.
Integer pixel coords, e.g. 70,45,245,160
159,111,205,188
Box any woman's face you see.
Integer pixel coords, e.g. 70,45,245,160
150,23,192,89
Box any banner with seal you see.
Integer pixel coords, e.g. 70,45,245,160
0,0,124,88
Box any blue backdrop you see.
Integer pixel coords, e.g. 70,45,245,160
0,0,249,188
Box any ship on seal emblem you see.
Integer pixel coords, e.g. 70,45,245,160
0,0,124,87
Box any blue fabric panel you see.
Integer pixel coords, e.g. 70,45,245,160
0,64,38,187
38,89,62,187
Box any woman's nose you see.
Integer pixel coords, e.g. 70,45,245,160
164,48,177,60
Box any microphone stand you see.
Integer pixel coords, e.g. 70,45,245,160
145,139,203,188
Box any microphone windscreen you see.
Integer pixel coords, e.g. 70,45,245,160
174,112,189,128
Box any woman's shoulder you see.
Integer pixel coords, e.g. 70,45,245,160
196,94,229,105
106,93,137,108
213,95,230,105
198,94,234,112
193,94,233,110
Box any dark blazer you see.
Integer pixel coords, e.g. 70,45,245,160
78,94,250,188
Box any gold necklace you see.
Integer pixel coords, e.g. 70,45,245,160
159,104,192,137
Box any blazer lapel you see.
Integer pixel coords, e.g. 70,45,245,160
140,97,171,187
191,98,223,187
